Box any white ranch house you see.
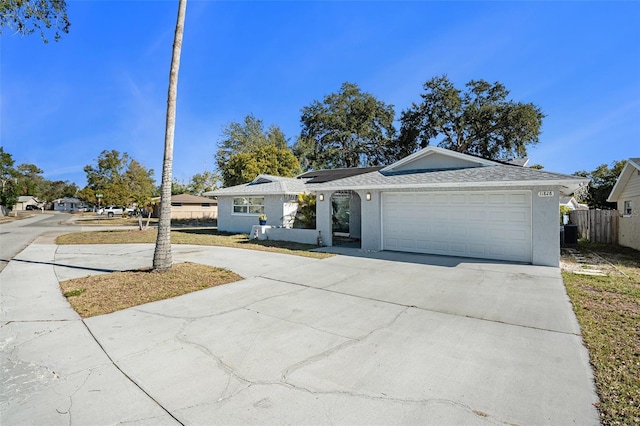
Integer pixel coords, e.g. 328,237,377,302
207,147,588,267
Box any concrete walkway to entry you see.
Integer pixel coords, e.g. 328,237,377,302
1,240,600,425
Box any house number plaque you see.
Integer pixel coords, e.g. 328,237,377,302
537,191,554,197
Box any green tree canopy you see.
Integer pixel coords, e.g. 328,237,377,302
215,114,288,172
397,75,545,160
1,0,70,43
0,147,19,210
82,150,154,207
187,171,220,195
14,163,79,202
164,172,220,195
16,163,44,196
574,160,626,209
294,82,396,170
215,114,297,187
40,180,77,201
222,144,300,187
124,159,156,208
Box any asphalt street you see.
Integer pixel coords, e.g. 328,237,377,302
0,213,72,272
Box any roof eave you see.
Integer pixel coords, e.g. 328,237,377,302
381,146,499,173
607,160,640,202
206,189,305,197
316,179,588,195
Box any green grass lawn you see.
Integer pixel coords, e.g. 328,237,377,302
562,243,639,425
58,227,333,318
56,227,333,259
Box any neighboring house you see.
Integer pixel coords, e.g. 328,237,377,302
152,194,218,219
559,196,588,224
607,157,640,251
560,196,588,211
53,197,84,211
208,146,588,267
14,196,41,211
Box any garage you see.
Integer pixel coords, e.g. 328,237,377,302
382,190,532,263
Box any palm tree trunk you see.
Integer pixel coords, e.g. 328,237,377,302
153,0,187,272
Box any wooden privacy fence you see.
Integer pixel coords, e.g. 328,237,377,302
568,209,619,244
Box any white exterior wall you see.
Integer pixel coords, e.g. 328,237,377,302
357,190,382,252
531,187,561,267
217,195,298,234
316,193,333,247
252,226,319,245
283,202,298,228
54,199,82,211
617,172,640,251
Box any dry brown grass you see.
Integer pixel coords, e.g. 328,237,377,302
562,243,640,425
56,228,333,259
60,262,241,318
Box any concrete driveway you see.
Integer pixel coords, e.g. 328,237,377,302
1,242,599,425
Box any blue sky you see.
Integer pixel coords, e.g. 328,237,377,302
2,1,639,187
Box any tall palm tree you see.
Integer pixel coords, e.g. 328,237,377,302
153,0,187,272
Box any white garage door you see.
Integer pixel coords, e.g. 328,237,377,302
382,191,532,263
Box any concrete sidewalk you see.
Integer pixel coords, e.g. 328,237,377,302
1,241,600,425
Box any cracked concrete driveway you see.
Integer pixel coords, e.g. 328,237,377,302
1,242,599,425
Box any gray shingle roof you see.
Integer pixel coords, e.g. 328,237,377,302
208,165,588,197
297,166,384,183
312,165,588,191
207,176,307,196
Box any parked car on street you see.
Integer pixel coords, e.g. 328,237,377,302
99,206,124,217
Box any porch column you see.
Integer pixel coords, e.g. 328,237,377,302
316,191,333,247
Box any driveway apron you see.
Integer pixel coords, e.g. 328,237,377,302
2,243,599,425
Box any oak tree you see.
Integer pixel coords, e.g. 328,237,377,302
82,150,154,207
295,82,396,170
398,75,545,160
0,147,19,210
187,171,219,195
222,144,300,187
216,114,296,187
574,160,627,209
215,115,287,169
1,0,70,43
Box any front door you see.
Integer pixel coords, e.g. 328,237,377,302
331,192,351,236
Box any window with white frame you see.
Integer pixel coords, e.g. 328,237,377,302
233,197,264,214
624,200,633,216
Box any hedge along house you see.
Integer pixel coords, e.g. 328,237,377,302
210,147,588,267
